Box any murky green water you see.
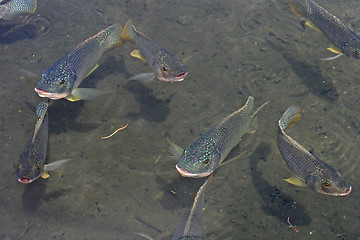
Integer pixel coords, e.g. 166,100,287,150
1,0,360,239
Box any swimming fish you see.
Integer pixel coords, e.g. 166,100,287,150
171,175,212,240
277,106,351,196
289,0,360,60
171,96,269,178
35,23,124,102
0,0,36,20
16,102,70,184
121,19,188,83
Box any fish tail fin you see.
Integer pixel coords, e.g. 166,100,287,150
121,19,135,43
98,23,125,51
279,106,302,131
248,100,269,133
289,0,306,17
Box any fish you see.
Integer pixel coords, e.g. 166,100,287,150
121,19,188,83
289,0,360,60
0,0,37,20
35,23,124,102
170,96,269,178
171,175,212,240
16,102,70,184
277,106,351,196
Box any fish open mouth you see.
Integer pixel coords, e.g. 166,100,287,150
175,164,210,178
158,72,188,82
34,88,67,100
18,177,33,184
338,186,352,196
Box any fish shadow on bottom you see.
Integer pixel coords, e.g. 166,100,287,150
156,174,205,210
266,37,339,102
122,80,171,123
0,23,37,44
21,178,71,213
250,142,311,226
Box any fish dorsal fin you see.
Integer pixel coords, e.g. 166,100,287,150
32,102,49,143
130,49,147,62
284,176,307,187
305,20,322,33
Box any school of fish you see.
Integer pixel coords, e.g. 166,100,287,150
6,0,357,238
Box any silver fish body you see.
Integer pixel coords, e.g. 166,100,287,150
35,23,123,101
176,96,269,178
0,0,36,20
171,176,212,240
16,102,48,184
121,19,188,82
277,106,351,196
289,0,360,60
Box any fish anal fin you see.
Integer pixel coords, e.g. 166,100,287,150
327,46,342,54
130,49,147,62
284,177,307,187
305,21,322,33
41,171,50,179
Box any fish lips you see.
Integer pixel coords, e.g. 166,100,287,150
18,177,34,184
34,87,68,100
176,164,211,178
157,72,188,82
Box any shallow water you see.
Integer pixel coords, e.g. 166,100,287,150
1,0,360,239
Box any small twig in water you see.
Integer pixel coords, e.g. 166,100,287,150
100,123,128,139
16,222,33,240
287,217,299,233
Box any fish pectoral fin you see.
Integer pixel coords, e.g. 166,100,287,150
305,21,322,33
66,88,105,101
319,53,343,61
326,46,342,54
41,171,50,179
167,137,184,160
44,158,71,171
134,232,154,240
289,1,304,17
83,63,100,79
283,177,307,187
130,49,147,62
248,117,258,133
127,72,155,83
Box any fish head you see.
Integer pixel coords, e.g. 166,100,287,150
16,149,44,184
35,65,76,100
153,51,188,82
306,170,352,196
176,144,221,178
343,41,360,61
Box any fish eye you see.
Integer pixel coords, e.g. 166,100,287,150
322,181,331,188
59,79,66,85
162,66,168,72
203,158,210,164
35,164,40,171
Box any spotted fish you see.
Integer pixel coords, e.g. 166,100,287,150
0,0,36,20
35,23,124,101
121,19,188,83
171,96,269,178
277,106,351,196
289,0,360,60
